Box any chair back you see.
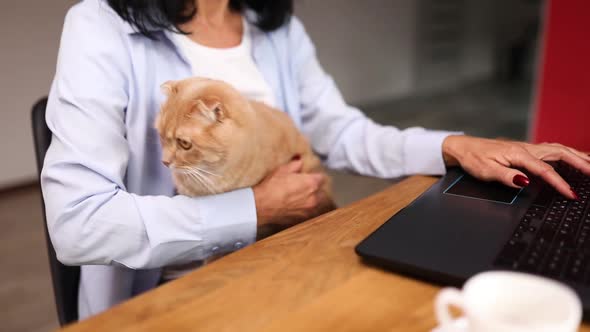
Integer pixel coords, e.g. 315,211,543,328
31,97,80,326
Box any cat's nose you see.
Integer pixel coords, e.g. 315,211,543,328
162,160,171,167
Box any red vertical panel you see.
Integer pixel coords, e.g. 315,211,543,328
532,0,590,150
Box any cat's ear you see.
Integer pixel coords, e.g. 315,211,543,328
194,100,224,123
160,81,177,97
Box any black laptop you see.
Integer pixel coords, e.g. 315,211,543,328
356,161,590,317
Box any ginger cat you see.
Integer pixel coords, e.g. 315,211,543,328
155,77,336,226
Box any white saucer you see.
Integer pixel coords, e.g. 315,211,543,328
431,317,469,332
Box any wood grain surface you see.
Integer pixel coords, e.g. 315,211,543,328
59,176,590,332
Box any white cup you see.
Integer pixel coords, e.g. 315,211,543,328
435,271,582,332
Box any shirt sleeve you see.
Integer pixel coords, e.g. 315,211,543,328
41,3,256,269
290,17,462,178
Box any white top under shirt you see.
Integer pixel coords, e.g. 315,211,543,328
165,19,276,280
171,18,276,107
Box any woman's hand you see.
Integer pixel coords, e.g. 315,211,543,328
253,158,326,228
442,135,590,200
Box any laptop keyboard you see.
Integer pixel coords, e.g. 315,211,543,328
493,162,590,284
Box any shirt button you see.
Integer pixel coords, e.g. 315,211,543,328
211,246,219,253
234,242,244,249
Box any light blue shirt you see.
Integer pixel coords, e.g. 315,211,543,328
42,0,454,318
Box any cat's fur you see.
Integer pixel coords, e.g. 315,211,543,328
155,77,336,222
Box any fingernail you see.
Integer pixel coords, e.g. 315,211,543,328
571,188,581,201
512,174,530,187
292,154,301,161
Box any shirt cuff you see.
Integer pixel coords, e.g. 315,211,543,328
403,131,463,175
196,187,257,256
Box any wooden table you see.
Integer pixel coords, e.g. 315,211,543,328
61,176,590,332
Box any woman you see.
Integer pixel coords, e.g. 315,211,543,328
42,0,590,319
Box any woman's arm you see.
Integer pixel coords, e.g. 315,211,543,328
288,17,590,198
42,3,257,269
289,18,458,179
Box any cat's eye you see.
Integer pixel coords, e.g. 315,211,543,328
213,105,222,121
177,139,192,150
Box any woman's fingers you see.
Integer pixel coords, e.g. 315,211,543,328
524,142,590,179
274,159,303,175
543,143,590,163
509,151,576,199
565,146,590,163
479,162,529,189
554,148,590,176
527,143,590,171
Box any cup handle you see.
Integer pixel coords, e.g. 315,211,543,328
435,288,465,327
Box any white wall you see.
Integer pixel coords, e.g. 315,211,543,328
297,0,418,105
298,0,497,103
0,0,78,188
460,0,495,81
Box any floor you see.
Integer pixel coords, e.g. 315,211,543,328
1,185,58,332
0,79,531,332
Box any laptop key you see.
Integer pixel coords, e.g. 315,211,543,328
533,189,553,207
542,254,569,277
494,256,518,269
497,240,527,262
526,217,544,229
537,226,557,243
555,237,576,249
530,206,546,214
520,256,540,272
577,236,588,248
542,261,566,278
565,254,588,283
561,222,574,232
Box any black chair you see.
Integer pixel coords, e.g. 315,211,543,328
31,97,80,326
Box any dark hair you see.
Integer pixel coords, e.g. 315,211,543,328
107,0,293,38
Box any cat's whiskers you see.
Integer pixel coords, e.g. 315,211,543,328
186,171,214,194
196,170,219,193
193,170,216,193
187,166,221,178
178,166,221,184
176,167,218,194
172,167,202,189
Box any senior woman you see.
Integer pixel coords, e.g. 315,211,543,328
42,0,590,319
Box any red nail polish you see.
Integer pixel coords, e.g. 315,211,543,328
512,174,530,187
292,154,301,161
571,188,581,201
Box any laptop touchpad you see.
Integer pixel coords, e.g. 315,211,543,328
444,173,522,204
